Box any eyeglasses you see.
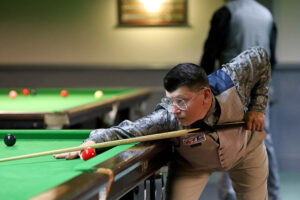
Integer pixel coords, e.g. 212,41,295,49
161,88,205,111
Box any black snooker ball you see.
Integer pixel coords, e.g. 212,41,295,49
4,134,16,146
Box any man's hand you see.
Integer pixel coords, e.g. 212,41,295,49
53,140,96,160
245,111,265,131
53,151,81,160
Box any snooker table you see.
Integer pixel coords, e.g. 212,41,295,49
0,88,150,129
0,130,171,200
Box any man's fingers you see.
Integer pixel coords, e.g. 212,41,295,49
247,121,252,130
246,118,264,131
254,117,264,131
245,111,265,131
246,117,254,130
66,152,80,160
53,151,80,160
255,124,260,131
53,153,68,159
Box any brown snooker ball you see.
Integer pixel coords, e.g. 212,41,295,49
4,134,16,146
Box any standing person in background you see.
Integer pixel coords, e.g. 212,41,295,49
200,0,280,200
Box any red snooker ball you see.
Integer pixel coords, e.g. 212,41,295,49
9,90,18,99
22,88,30,96
80,147,96,161
60,89,68,97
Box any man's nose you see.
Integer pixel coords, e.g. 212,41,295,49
172,105,181,114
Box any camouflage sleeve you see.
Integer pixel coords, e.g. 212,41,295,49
221,47,271,113
85,105,180,143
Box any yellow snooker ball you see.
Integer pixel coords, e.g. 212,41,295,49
94,90,103,98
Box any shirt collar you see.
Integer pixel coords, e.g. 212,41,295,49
202,95,220,126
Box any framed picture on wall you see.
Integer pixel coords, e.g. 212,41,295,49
118,0,187,26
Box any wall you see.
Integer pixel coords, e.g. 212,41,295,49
271,68,300,171
1,0,300,66
273,0,300,64
0,0,222,67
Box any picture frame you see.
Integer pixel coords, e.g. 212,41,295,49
118,0,187,26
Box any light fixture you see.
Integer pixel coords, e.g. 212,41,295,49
139,0,166,13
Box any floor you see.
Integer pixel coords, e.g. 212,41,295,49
141,170,300,200
200,171,300,200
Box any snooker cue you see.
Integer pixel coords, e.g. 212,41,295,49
0,121,245,162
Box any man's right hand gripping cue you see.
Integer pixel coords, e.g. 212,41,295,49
245,110,265,132
53,140,96,160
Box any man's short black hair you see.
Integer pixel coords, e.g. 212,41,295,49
163,63,209,92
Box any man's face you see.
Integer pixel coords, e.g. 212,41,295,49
165,86,209,126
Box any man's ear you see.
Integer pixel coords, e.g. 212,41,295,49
203,88,212,103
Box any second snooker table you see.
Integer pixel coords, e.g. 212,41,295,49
0,130,171,200
0,88,150,129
